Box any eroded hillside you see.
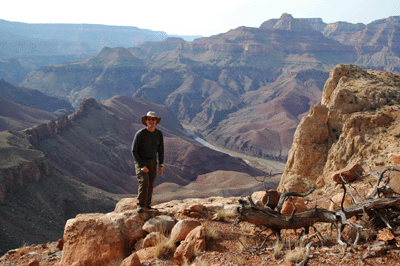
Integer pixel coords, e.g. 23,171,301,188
19,14,400,162
0,95,274,255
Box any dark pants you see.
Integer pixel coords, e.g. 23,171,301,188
135,157,157,207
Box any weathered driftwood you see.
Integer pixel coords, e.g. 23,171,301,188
237,168,400,247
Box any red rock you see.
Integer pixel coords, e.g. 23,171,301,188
174,225,206,264
120,252,141,266
280,197,307,215
56,239,64,250
332,163,364,184
60,211,148,266
264,189,281,208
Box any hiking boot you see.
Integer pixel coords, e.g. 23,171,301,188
137,206,145,213
146,206,157,211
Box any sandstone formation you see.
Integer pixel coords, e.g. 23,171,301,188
59,196,240,266
279,64,400,192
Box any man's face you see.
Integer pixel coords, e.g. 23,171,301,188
146,117,157,129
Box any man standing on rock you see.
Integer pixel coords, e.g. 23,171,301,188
132,111,164,213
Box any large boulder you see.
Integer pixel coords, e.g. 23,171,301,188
142,215,176,234
60,210,150,266
169,219,201,243
173,225,206,264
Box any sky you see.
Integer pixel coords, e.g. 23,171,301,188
1,0,399,37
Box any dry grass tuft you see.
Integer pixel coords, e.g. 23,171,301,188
154,239,175,259
285,247,306,263
205,228,219,241
18,243,27,257
273,240,284,259
215,209,227,221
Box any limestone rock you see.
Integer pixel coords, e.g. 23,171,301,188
120,253,141,266
280,197,307,215
142,215,176,234
332,163,364,184
169,219,201,243
114,198,157,213
188,204,205,212
136,246,157,262
142,232,168,248
114,198,139,213
60,211,149,266
278,64,400,192
278,103,330,193
174,225,206,264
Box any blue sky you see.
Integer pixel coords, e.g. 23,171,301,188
1,0,399,36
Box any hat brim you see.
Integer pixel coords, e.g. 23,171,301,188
141,116,161,125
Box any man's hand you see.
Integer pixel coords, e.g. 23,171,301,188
141,166,149,173
158,167,163,175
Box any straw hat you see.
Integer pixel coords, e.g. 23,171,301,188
141,111,161,125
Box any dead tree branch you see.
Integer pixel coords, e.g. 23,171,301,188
237,168,400,248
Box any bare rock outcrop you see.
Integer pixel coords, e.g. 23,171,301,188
60,210,149,266
173,225,206,264
0,131,51,203
23,97,100,146
169,219,201,243
278,104,330,192
59,196,239,266
279,64,400,192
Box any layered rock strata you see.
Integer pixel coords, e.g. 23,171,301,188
278,64,400,192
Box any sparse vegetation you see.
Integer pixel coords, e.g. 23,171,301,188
154,239,175,260
285,246,306,264
18,243,27,257
205,228,219,241
238,236,251,252
273,240,284,259
214,209,227,221
230,254,246,265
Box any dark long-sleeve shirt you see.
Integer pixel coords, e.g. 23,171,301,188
131,128,164,168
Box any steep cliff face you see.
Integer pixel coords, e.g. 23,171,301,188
278,64,400,192
0,131,50,203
